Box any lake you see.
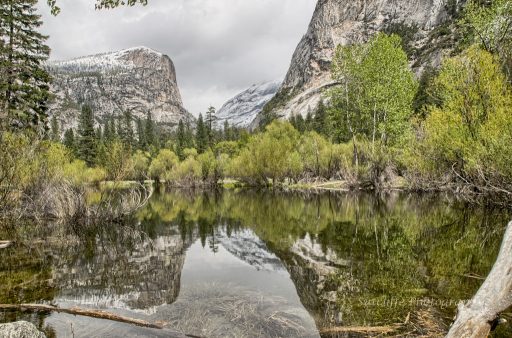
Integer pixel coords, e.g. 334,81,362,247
1,188,511,337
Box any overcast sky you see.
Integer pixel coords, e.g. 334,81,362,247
37,0,316,116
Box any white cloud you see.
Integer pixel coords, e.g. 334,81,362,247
37,0,316,116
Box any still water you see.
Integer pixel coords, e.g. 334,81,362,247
1,189,511,337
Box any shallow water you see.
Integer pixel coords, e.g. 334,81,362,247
1,189,511,337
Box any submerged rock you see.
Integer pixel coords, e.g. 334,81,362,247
0,321,46,338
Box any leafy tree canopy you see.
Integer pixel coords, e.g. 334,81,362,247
47,0,148,15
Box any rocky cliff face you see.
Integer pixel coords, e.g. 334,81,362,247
46,47,193,130
264,0,462,120
216,81,281,128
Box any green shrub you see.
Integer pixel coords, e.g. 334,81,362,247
131,150,150,181
63,160,106,186
148,149,179,182
169,156,201,185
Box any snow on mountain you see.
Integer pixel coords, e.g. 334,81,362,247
216,80,281,129
46,46,193,131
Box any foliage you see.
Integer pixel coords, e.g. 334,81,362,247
47,0,148,15
0,0,51,131
120,110,134,147
383,21,419,57
99,140,133,181
168,155,201,185
205,106,216,148
197,150,223,184
50,116,60,142
328,33,418,147
195,113,208,154
148,148,179,182
144,111,156,150
77,105,97,166
298,131,333,178
312,100,328,136
63,128,76,153
259,87,294,129
0,133,38,210
406,46,512,192
214,141,239,158
462,0,512,79
62,160,106,186
229,121,302,185
175,120,186,160
131,150,150,181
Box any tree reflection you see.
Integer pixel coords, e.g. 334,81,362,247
1,189,510,336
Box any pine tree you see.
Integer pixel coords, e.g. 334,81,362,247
77,104,97,166
205,106,216,147
0,0,51,131
63,128,75,153
289,116,297,130
109,117,117,141
136,117,146,149
295,114,306,133
121,110,134,147
176,119,186,160
95,125,102,143
145,112,156,148
184,121,194,148
305,110,313,131
103,117,114,144
313,100,328,136
50,115,60,142
195,113,208,153
116,117,124,141
223,120,232,141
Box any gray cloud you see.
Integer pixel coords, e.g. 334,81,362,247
37,0,316,116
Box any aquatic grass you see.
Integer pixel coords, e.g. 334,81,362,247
158,282,316,338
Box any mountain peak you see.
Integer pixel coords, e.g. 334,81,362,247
47,46,193,132
47,46,164,69
121,46,161,54
216,80,281,129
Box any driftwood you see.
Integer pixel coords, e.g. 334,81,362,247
0,240,13,249
446,221,512,338
0,304,203,337
320,324,402,335
0,304,162,329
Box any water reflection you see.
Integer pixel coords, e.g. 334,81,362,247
0,189,511,337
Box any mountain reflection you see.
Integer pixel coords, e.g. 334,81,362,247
1,189,511,337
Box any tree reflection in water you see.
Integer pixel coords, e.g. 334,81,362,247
1,189,511,337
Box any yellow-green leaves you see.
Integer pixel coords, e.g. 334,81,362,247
329,33,418,146
148,149,179,182
228,121,302,185
417,46,512,185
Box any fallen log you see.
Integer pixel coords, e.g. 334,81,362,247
0,304,162,329
320,324,402,335
446,220,512,338
0,241,13,249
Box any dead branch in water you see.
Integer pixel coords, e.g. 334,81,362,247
0,303,203,337
0,304,161,329
320,324,403,335
446,220,512,338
